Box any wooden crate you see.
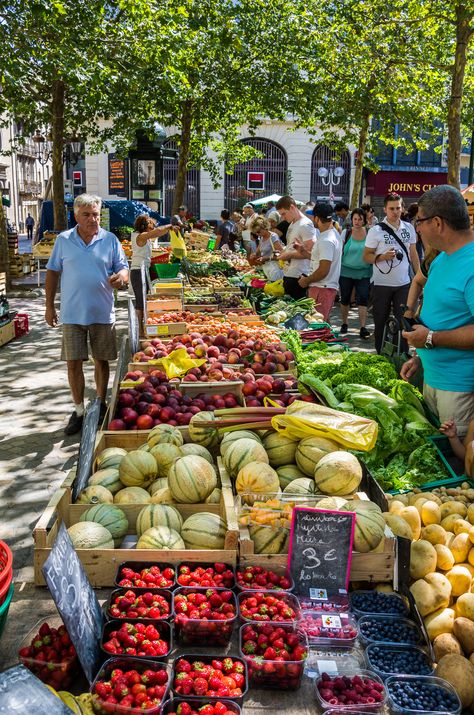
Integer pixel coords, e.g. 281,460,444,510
33,468,239,586
0,320,15,347
146,298,183,312
184,305,220,313
145,321,187,337
179,380,244,404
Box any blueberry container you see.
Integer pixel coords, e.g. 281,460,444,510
237,590,300,623
385,674,461,715
100,619,172,661
350,589,409,619
90,657,171,715
115,561,177,589
365,643,433,680
305,647,365,679
171,653,248,705
177,562,235,589
297,610,358,648
235,565,294,592
357,614,423,647
314,669,386,712
297,590,349,613
173,587,237,647
162,699,241,715
105,587,172,622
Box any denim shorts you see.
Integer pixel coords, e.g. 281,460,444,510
339,276,371,306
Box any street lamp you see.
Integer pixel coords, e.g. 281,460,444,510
33,131,83,165
317,166,345,202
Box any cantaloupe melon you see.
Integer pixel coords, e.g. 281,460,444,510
220,430,262,457
95,447,127,471
316,496,348,510
341,501,386,552
150,487,175,504
119,450,157,488
181,513,226,549
150,443,181,478
188,411,221,447
88,468,122,495
180,443,214,464
236,462,279,498
283,477,315,495
147,424,184,448
249,525,288,554
314,451,362,495
223,438,269,478
168,455,217,503
295,436,339,476
149,478,169,495
276,464,306,490
205,488,222,504
80,504,128,546
136,504,183,537
67,522,114,549
114,486,151,504
137,526,185,550
77,485,113,504
263,433,298,468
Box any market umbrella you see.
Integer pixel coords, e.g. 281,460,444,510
461,184,474,203
249,193,282,207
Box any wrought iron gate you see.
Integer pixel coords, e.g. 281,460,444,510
310,145,351,204
224,138,288,213
163,139,201,218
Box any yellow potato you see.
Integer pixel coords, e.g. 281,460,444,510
425,607,455,640
413,496,429,515
441,514,465,532
410,572,452,617
389,499,407,515
467,504,474,525
446,565,472,597
410,540,438,580
383,513,413,540
456,593,474,621
400,506,421,540
468,547,474,567
440,501,468,519
445,531,456,548
435,544,456,571
421,500,442,526
451,533,471,563
421,492,442,505
453,519,474,536
422,524,447,545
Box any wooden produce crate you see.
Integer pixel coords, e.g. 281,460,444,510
0,320,15,347
33,468,238,587
184,305,220,313
145,320,187,337
146,298,183,313
179,380,244,405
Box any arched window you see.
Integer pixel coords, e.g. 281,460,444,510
163,138,200,218
310,146,351,204
224,138,288,213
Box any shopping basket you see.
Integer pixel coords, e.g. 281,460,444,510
151,251,171,265
151,262,181,279
0,583,14,639
0,541,12,605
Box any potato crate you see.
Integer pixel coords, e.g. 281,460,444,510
145,320,187,337
33,467,239,587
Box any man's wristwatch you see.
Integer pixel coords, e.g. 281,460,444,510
424,330,435,349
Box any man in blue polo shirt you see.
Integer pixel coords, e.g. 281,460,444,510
45,194,129,435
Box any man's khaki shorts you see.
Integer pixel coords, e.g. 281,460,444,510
423,383,474,437
61,323,117,361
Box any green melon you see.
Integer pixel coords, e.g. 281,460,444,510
180,443,214,464
77,485,113,504
136,504,183,537
114,486,151,504
147,424,184,449
150,487,176,504
119,450,157,488
223,438,269,478
341,500,386,552
282,477,316,495
149,478,169,495
95,447,127,471
88,468,122,495
263,433,299,468
188,411,221,448
220,430,262,458
139,443,150,451
181,513,226,549
168,455,217,503
276,464,306,490
137,526,185,550
314,451,362,495
249,525,288,554
80,504,128,546
295,436,339,476
150,443,181,478
205,488,222,504
67,521,114,549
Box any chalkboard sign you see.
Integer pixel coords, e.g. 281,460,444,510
108,336,129,431
72,397,101,502
42,523,104,684
0,665,75,714
288,507,355,595
128,296,139,356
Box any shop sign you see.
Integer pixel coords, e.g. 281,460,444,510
42,522,103,683
72,170,83,187
0,665,74,714
366,170,448,197
108,153,128,197
288,507,355,595
247,171,265,191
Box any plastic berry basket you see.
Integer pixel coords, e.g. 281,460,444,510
176,562,236,589
171,654,248,705
365,643,434,680
297,610,358,648
173,587,237,647
237,590,300,624
357,615,423,648
100,619,172,662
235,565,294,592
305,646,366,680
162,698,241,715
90,656,171,715
314,669,387,712
115,561,177,590
18,616,80,690
0,583,14,639
105,587,172,622
0,540,13,605
385,674,461,715
297,591,349,613
350,590,409,619
239,622,308,691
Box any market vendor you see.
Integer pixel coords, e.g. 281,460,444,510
401,185,474,436
45,194,129,435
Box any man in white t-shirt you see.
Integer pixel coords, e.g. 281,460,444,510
299,203,342,322
363,192,420,353
240,204,257,253
276,195,316,299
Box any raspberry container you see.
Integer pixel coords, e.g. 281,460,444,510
350,589,409,619
297,610,358,648
239,622,308,691
176,562,236,589
100,619,172,661
90,657,171,715
385,674,461,715
115,561,177,589
173,587,237,647
237,590,300,623
235,565,294,592
357,615,423,647
162,698,241,715
105,587,172,622
297,590,349,613
314,669,387,712
171,653,248,705
18,616,80,690
365,643,433,680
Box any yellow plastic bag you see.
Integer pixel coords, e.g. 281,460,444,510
264,278,284,297
270,400,378,452
169,229,187,259
161,348,206,379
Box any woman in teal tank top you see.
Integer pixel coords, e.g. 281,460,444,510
339,208,373,339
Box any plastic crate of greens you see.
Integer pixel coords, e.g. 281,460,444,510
427,435,465,478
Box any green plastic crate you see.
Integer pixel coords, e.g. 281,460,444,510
428,435,465,479
0,583,13,639
151,262,181,279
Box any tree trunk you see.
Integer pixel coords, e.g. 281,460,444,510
446,5,471,188
172,102,193,215
350,112,371,210
0,200,11,292
51,79,67,230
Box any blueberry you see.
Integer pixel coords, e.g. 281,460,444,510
388,679,459,711
360,616,419,644
368,644,432,676
352,591,406,615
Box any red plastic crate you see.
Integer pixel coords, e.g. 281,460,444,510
14,313,29,337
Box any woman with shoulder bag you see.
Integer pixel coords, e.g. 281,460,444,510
339,208,373,338
250,216,284,281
